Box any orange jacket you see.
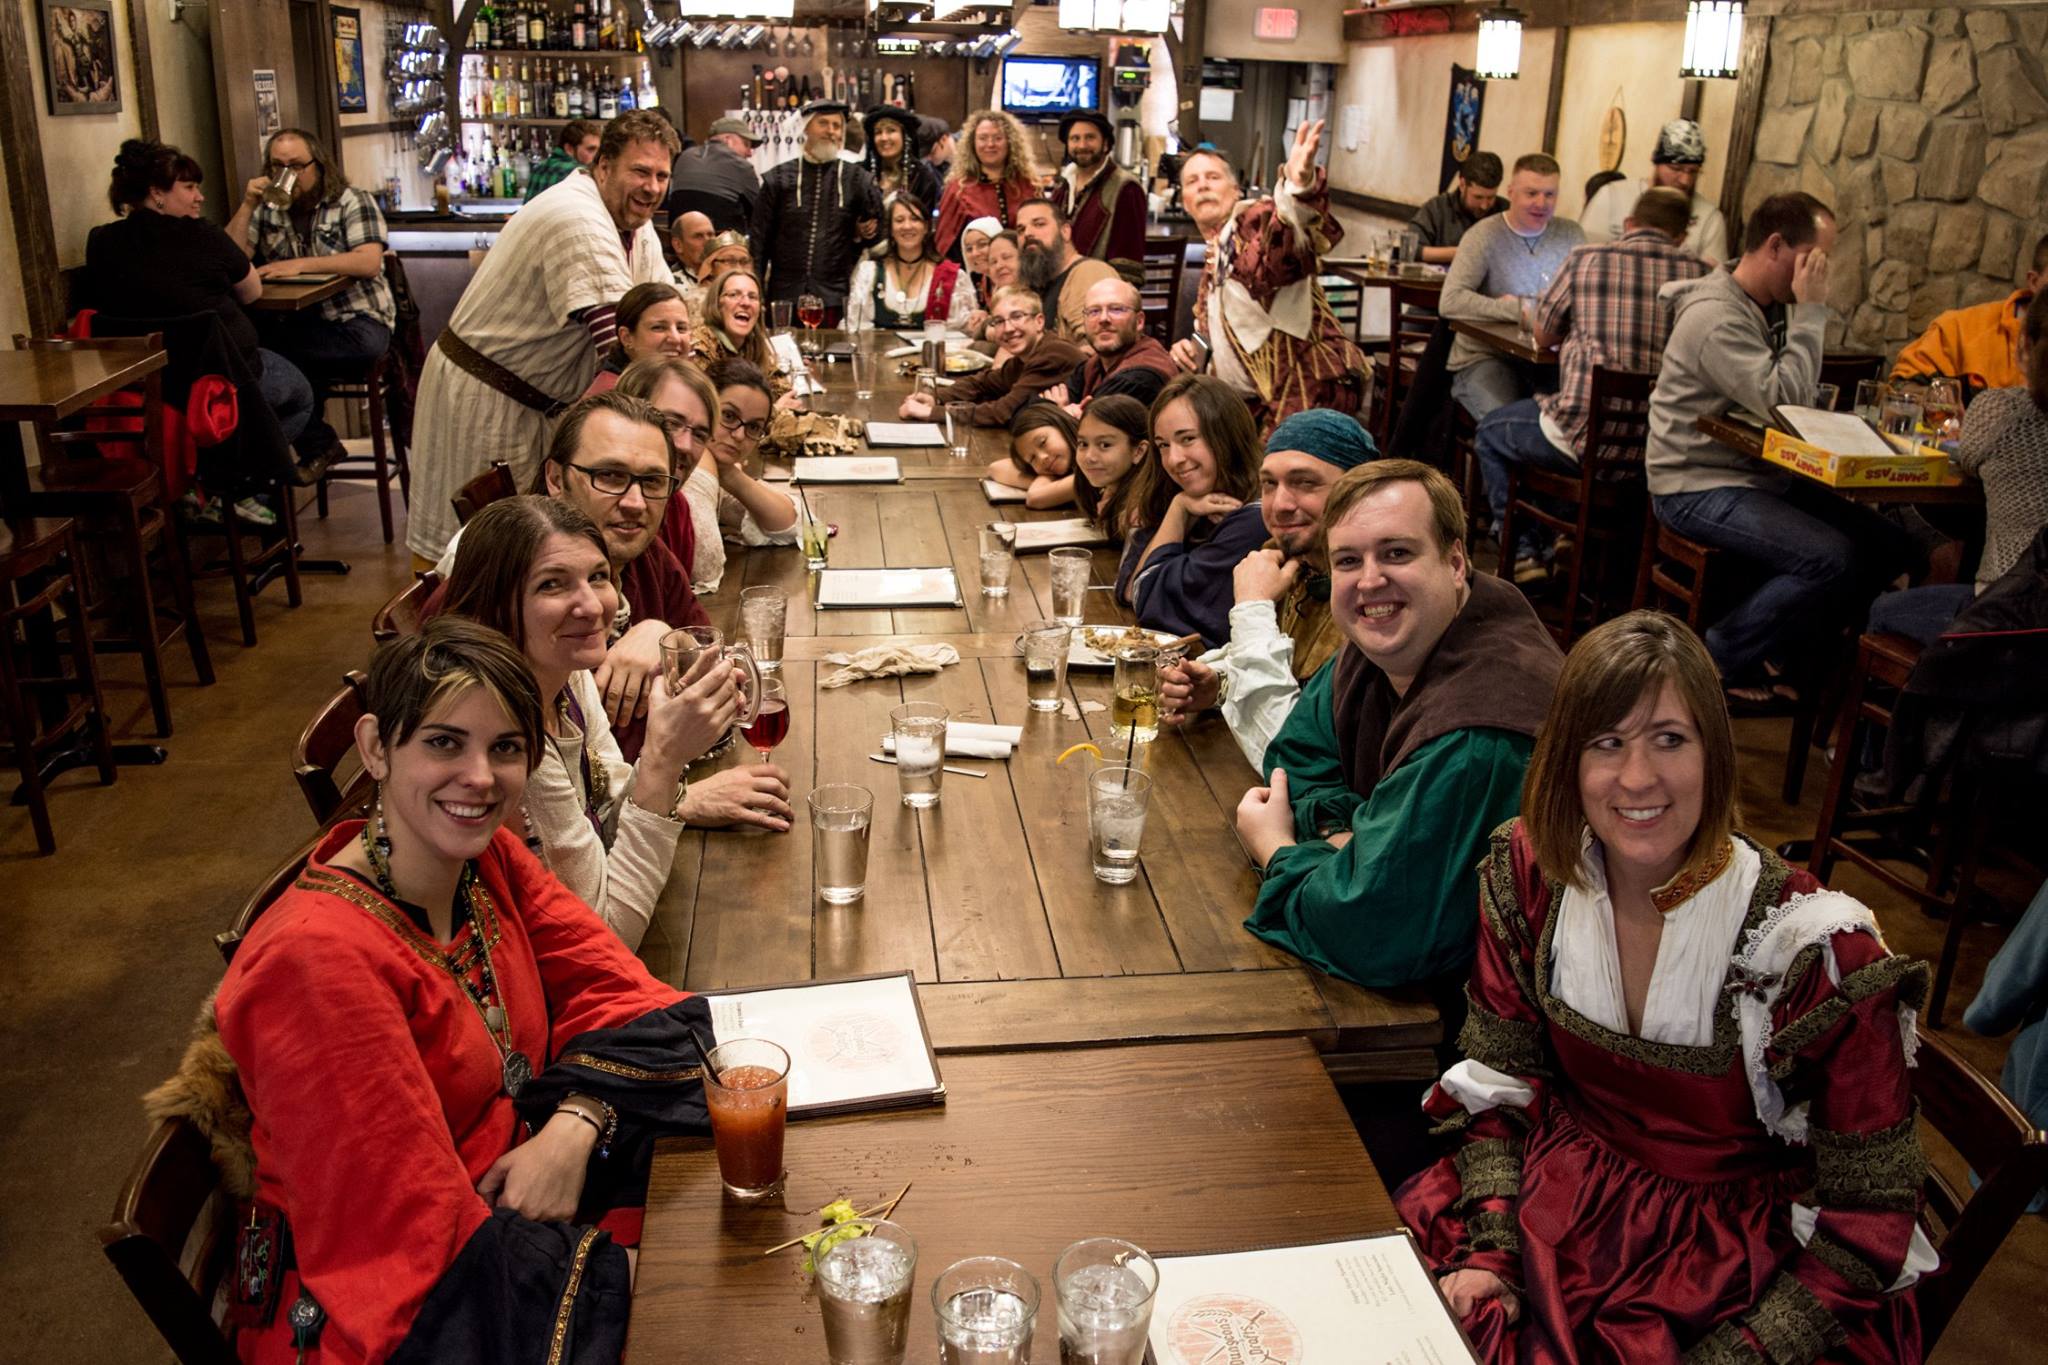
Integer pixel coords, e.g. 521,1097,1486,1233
1892,290,2031,390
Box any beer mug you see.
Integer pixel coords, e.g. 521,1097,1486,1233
660,625,764,726
262,166,299,210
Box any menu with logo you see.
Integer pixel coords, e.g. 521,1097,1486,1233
792,456,902,484
1011,517,1109,552
1148,1233,1478,1364
815,566,964,609
865,421,949,447
705,972,945,1117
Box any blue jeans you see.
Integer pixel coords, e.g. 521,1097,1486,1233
1475,398,1580,544
262,314,392,454
1653,480,1916,679
1867,582,1975,647
1450,355,1542,422
254,347,314,446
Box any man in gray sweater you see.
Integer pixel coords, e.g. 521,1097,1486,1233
1439,153,1584,421
1647,191,1913,700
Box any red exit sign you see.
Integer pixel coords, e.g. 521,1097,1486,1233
1254,6,1299,40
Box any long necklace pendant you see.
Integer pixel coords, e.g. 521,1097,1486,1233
502,1050,534,1098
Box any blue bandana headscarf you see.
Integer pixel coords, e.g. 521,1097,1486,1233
1265,410,1379,470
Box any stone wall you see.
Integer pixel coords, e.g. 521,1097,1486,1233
1746,6,2048,354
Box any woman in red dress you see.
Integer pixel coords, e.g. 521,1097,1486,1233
1399,610,1933,1362
934,109,1039,262
212,618,714,1363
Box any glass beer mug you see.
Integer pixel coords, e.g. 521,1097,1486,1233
659,625,764,726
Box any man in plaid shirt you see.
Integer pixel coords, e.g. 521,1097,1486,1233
228,127,396,475
526,119,603,202
1474,186,1708,579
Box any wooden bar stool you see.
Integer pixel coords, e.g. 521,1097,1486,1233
1633,515,1720,629
1,517,116,854
314,348,411,544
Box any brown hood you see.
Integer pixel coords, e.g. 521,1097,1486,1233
1331,572,1562,795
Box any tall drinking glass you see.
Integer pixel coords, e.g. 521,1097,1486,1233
770,299,794,335
1853,379,1886,425
931,1257,1039,1365
1812,382,1840,413
1110,644,1160,746
1088,765,1152,885
890,702,948,808
1019,620,1070,713
809,784,874,904
799,291,826,357
945,402,975,460
702,1038,789,1199
1880,392,1924,439
1048,547,1091,627
739,585,787,673
851,347,877,402
817,1221,918,1365
740,676,788,759
978,524,1014,598
1054,1238,1159,1365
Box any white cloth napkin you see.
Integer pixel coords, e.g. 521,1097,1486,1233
881,720,1023,760
819,643,960,690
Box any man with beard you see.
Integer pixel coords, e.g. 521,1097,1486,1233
1233,459,1562,988
1170,122,1367,438
1043,278,1175,414
228,126,395,477
1049,111,1146,287
405,110,679,567
1409,151,1502,264
1581,119,1729,265
749,99,882,319
1159,411,1376,769
1014,197,1121,347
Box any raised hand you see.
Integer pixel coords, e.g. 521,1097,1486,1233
1284,119,1326,192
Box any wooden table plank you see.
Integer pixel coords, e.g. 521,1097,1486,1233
1448,315,1558,365
917,970,1341,1052
629,1038,1400,1364
250,275,352,312
878,487,974,635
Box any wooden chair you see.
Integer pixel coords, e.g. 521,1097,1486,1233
292,670,371,825
1495,367,1655,646
370,571,440,645
0,517,116,853
1139,236,1186,346
99,1117,238,1365
11,333,214,736
1169,241,1208,344
215,833,318,964
1370,281,1440,451
1633,517,1720,632
1912,1028,2048,1350
450,461,519,525
1318,271,1366,347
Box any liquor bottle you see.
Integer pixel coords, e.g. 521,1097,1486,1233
553,62,571,118
598,73,618,120
598,0,614,50
469,12,487,50
571,0,586,50
506,8,522,48
617,69,635,111
517,61,532,116
567,67,583,117
491,62,508,116
529,8,545,48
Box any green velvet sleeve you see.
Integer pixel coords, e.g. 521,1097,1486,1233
1244,728,1535,988
1258,658,1359,839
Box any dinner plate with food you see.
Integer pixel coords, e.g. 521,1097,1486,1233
1063,625,1191,669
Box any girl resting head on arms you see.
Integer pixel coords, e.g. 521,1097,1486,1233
987,400,1079,510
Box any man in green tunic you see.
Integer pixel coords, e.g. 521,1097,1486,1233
1234,460,1563,987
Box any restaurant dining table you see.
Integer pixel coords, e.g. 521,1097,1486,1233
1447,315,1558,366
249,274,352,312
628,1036,1403,1363
1694,412,1985,506
641,331,1442,1082
0,343,168,512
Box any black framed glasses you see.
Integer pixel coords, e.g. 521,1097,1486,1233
719,406,770,440
1082,304,1136,320
565,461,678,500
266,159,314,176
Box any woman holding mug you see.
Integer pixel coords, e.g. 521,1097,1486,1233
441,495,752,950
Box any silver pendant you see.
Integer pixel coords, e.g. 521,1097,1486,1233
502,1050,533,1098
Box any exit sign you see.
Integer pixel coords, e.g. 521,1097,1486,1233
1254,6,1299,39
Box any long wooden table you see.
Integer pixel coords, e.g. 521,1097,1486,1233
250,275,351,312
0,343,167,511
628,1037,1402,1362
641,332,1442,1080
1695,412,1984,507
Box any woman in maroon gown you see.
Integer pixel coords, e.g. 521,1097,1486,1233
1399,611,1932,1363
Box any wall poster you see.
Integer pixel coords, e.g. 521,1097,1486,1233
333,7,368,113
1439,63,1485,193
40,0,122,116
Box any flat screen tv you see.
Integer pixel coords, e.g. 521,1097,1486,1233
1000,55,1101,120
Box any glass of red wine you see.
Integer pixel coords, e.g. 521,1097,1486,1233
740,676,789,760
797,292,825,358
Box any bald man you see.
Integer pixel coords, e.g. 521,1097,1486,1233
1043,277,1177,414
670,210,714,276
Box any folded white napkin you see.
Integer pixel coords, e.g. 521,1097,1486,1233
819,643,959,689
881,720,1023,760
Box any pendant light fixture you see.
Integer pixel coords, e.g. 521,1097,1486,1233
1680,0,1745,79
1475,7,1524,81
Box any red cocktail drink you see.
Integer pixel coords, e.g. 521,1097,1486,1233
741,697,789,755
703,1039,791,1198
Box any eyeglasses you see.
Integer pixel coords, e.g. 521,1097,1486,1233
676,421,714,447
266,159,314,176
719,406,769,440
1082,304,1136,320
565,461,678,500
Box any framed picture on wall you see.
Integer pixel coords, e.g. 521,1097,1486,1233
333,6,368,114
39,0,122,116
1439,64,1484,194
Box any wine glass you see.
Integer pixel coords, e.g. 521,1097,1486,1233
798,292,826,358
740,676,789,760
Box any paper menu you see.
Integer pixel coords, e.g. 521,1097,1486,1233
1011,518,1109,552
865,421,949,446
792,456,902,483
706,972,945,1117
1774,406,1897,457
981,478,1029,504
815,566,964,609
1148,1233,1477,1364
895,330,972,346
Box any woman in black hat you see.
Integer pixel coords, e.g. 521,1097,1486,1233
863,105,940,214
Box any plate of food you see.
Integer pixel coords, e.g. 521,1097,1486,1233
1065,625,1189,669
944,349,993,374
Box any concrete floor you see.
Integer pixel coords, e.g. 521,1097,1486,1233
2,484,2040,1361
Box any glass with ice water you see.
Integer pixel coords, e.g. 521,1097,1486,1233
1048,547,1091,627
946,402,975,461
851,347,877,402
809,784,874,905
817,1220,917,1365
1853,379,1886,425
1019,620,1070,713
739,586,786,674
1088,765,1152,885
890,702,948,808
978,523,1015,598
1054,1238,1159,1365
931,1256,1039,1365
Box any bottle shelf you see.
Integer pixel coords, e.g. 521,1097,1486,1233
470,115,575,126
462,46,643,59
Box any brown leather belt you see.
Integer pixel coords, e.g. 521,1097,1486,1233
434,329,572,418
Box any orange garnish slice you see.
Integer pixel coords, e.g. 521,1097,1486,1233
1055,742,1101,766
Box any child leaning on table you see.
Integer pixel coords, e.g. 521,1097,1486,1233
987,400,1080,511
